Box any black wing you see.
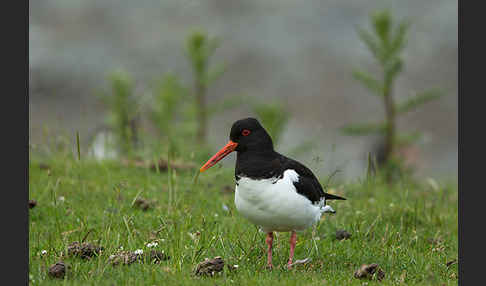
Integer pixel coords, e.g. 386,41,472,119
279,155,346,204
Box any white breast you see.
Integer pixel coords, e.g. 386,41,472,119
234,169,324,232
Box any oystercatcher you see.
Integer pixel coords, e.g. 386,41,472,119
199,118,346,269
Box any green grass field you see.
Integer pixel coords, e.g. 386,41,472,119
29,153,458,285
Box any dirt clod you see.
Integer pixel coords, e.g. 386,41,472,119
67,241,103,259
109,251,141,266
446,259,457,267
194,256,225,276
148,250,170,263
48,261,66,279
221,185,234,194
29,200,37,209
109,250,169,266
428,237,443,245
354,263,385,281
336,230,351,240
39,163,50,170
134,198,155,211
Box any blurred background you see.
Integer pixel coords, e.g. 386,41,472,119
29,0,457,181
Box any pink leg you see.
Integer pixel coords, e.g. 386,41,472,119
287,231,297,268
265,232,274,269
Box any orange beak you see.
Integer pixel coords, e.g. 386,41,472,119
199,140,238,172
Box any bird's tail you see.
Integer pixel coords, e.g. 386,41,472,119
324,192,346,200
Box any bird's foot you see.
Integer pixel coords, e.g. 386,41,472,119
265,263,274,271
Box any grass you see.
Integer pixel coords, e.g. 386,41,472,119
29,152,458,285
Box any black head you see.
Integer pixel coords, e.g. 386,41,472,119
199,117,274,173
229,118,274,153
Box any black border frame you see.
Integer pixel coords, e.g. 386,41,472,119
4,0,28,284
459,0,483,285
20,1,467,285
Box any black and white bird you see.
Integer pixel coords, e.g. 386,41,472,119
199,118,346,269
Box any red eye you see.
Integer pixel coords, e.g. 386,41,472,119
242,129,251,136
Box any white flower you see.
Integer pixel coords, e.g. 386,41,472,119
233,265,239,268
58,196,65,202
214,213,219,217
134,249,143,255
146,242,158,248
119,246,124,250
41,250,47,255
222,204,229,212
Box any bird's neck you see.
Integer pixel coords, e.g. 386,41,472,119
235,149,281,180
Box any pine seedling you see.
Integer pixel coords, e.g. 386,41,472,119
185,30,225,144
341,9,443,179
150,73,188,138
101,70,140,156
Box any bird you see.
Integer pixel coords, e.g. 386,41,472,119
199,117,346,269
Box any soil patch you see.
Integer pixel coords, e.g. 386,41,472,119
29,200,37,209
109,250,170,266
194,256,225,276
354,263,385,281
133,198,156,211
335,230,351,240
48,261,67,279
67,241,103,259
